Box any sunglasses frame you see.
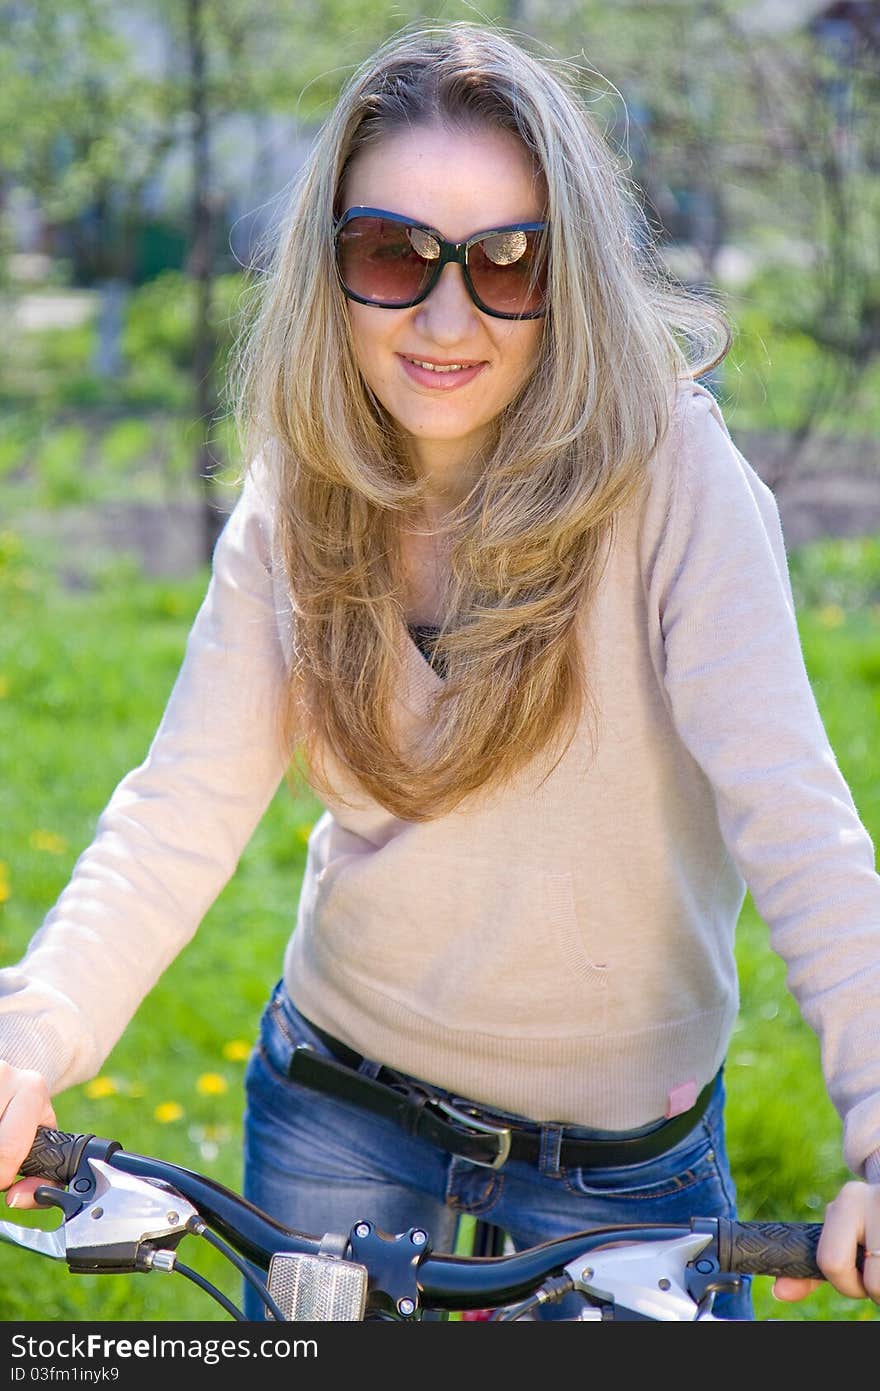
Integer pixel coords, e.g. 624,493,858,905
333,206,548,321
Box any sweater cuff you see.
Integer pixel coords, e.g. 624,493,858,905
864,1148,880,1184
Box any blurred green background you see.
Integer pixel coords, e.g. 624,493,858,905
1,0,879,1323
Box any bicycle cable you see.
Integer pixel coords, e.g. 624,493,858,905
187,1216,287,1322
490,1273,577,1321
174,1260,246,1320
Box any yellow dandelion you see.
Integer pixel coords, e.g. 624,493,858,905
154,1101,185,1124
84,1076,118,1100
295,822,314,844
222,1040,251,1062
29,830,68,855
0,675,8,698
818,603,845,628
0,863,10,905
196,1072,228,1096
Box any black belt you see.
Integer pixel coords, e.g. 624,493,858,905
288,1020,717,1172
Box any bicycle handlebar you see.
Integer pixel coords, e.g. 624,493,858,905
4,1125,861,1321
19,1127,97,1186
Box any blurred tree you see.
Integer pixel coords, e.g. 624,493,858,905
8,2,875,545
0,1,178,283
715,0,880,489
521,0,880,477
0,0,514,557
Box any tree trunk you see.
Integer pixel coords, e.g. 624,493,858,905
187,0,223,563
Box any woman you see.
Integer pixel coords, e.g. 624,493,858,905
1,22,878,1321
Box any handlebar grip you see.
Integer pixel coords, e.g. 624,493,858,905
18,1127,94,1185
716,1220,832,1279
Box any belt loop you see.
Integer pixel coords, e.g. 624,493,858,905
539,1123,563,1177
358,1057,382,1080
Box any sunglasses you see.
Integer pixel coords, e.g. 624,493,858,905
333,206,548,320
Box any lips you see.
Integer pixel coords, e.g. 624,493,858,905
397,354,487,390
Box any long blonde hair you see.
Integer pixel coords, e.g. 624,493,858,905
233,21,731,822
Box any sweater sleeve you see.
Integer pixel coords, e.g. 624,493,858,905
0,459,292,1095
656,384,880,1181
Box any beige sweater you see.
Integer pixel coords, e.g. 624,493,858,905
3,382,880,1179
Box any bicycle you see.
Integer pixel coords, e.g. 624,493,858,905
0,1125,864,1323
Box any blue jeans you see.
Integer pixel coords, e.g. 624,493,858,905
241,980,753,1320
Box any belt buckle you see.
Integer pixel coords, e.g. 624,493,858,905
432,1098,512,1170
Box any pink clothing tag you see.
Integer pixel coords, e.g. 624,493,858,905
665,1078,699,1118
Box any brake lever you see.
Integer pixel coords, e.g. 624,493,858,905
564,1231,729,1321
0,1218,66,1261
0,1159,200,1274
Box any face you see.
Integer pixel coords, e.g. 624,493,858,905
340,121,546,492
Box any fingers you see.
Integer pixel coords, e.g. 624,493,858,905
771,1276,822,1302
5,1176,60,1212
865,1249,880,1305
817,1180,880,1303
0,1061,56,1194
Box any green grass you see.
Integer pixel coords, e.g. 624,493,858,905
0,536,322,1321
1,533,879,1321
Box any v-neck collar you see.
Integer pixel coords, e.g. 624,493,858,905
399,620,445,715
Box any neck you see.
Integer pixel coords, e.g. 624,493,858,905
407,435,488,517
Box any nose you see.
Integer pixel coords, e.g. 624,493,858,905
414,261,481,342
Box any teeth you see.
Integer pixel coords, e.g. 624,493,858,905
409,358,470,373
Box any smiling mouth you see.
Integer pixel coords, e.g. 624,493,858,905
399,354,486,374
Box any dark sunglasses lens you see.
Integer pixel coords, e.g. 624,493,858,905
468,229,547,315
336,217,437,305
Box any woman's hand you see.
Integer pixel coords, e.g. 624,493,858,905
773,1180,880,1307
0,1061,57,1211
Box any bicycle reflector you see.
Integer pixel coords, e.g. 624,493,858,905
266,1252,369,1321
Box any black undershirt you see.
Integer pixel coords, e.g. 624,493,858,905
407,623,446,679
